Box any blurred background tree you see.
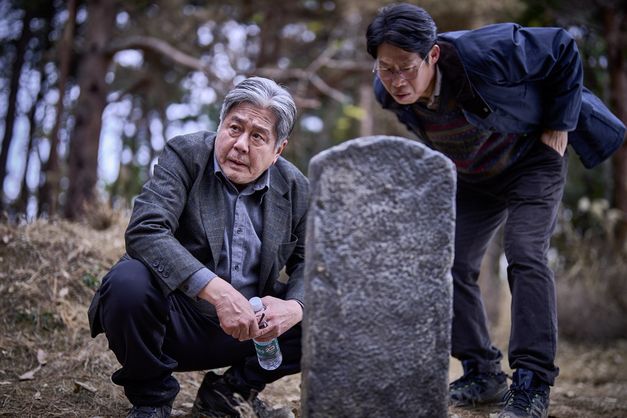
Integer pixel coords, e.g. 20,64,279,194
0,0,624,338
0,0,531,219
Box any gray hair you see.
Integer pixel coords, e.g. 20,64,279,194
219,77,297,149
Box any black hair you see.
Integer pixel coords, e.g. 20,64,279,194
366,3,437,62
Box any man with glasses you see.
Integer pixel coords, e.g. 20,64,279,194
366,3,624,418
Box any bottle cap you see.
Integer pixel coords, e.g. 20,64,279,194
249,296,264,312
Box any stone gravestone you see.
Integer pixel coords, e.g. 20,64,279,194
301,136,456,418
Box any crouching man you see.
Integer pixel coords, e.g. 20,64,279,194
88,76,308,418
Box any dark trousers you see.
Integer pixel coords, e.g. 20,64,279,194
93,258,302,406
451,141,567,385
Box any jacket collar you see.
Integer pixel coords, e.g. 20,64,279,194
437,40,492,119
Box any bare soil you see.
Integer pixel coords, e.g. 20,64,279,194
0,218,625,417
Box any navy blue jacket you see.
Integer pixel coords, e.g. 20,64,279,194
375,23,625,168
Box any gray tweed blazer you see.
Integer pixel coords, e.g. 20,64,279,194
88,131,308,332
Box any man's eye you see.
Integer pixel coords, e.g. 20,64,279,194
252,133,265,143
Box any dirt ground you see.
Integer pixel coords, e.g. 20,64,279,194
1,218,626,417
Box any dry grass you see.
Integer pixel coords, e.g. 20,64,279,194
0,215,297,417
0,216,127,416
0,214,625,417
552,201,627,341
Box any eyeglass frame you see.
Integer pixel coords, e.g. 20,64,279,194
372,57,426,82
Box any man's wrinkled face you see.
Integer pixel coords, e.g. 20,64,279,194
215,103,287,187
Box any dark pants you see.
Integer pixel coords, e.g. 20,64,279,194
451,141,567,385
92,259,302,406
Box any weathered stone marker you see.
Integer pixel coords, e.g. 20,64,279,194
301,136,456,418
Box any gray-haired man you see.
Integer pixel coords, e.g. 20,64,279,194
88,77,308,418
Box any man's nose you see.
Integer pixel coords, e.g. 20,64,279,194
233,132,249,152
391,74,407,87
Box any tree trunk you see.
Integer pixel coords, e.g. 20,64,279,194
359,81,374,137
64,0,116,220
0,8,33,206
256,10,282,68
602,6,627,248
16,69,46,215
38,0,77,217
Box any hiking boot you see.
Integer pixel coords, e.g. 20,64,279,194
251,397,294,418
191,370,290,418
449,360,508,406
126,403,172,418
498,368,550,418
190,372,241,418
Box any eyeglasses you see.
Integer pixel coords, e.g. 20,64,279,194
373,59,425,82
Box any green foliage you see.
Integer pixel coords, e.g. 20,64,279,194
330,104,363,145
82,272,101,290
563,153,613,210
15,308,64,331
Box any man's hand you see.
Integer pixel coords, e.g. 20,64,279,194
540,130,568,156
198,277,258,341
253,297,303,343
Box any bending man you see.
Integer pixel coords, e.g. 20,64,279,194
366,4,624,418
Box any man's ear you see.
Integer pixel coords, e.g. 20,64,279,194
273,139,288,163
429,44,440,65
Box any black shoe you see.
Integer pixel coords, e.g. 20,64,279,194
449,361,508,406
190,372,240,418
191,371,275,418
126,403,172,418
498,368,550,418
251,397,294,418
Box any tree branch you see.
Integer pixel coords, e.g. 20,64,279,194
107,35,367,106
107,35,212,75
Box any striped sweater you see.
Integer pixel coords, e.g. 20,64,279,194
413,101,535,182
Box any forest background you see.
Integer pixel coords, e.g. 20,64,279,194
0,0,625,416
1,0,625,232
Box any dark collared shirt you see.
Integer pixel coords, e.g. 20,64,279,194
181,154,269,299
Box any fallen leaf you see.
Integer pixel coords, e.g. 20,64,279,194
19,365,41,381
0,380,11,385
37,349,47,366
34,391,41,400
74,380,97,393
58,287,69,298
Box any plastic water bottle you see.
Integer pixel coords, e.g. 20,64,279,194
249,297,282,370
